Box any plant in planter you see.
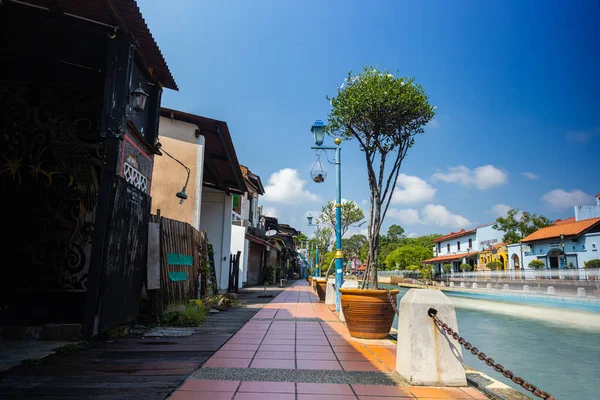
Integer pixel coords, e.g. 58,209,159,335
314,278,328,301
460,263,473,272
584,259,600,282
528,259,545,269
328,66,434,339
442,264,453,274
486,260,503,271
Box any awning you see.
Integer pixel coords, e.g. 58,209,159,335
11,0,178,90
160,108,247,195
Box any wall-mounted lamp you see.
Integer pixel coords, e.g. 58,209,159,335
161,147,191,204
131,84,149,112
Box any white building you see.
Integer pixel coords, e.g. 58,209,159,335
508,195,600,272
230,166,265,289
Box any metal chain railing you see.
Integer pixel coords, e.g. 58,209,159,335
384,289,555,400
427,307,556,400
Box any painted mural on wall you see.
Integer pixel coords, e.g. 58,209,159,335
0,83,103,292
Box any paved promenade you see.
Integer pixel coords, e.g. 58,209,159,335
170,281,487,399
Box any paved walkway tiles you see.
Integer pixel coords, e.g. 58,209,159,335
172,281,488,400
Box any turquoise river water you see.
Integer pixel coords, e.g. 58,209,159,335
389,287,600,400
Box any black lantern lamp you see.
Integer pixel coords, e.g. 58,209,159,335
131,84,149,112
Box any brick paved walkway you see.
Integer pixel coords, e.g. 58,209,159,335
170,281,487,399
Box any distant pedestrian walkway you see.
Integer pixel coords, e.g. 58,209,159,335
170,281,487,399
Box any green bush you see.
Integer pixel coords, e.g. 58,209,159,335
162,302,207,327
486,261,503,271
584,259,600,269
419,266,433,281
528,259,545,269
442,264,453,273
261,264,275,284
406,264,421,271
460,263,473,272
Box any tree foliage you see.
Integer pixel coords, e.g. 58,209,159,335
386,224,405,241
528,259,545,269
442,264,453,273
314,226,334,265
327,66,435,288
486,260,503,271
342,234,367,260
319,200,365,238
460,263,473,272
493,209,553,244
384,245,433,270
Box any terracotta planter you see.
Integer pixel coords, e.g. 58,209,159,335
312,279,317,292
339,288,399,339
315,278,327,301
307,276,313,286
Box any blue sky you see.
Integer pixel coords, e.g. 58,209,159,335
139,0,600,237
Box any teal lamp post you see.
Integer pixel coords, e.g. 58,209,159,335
310,120,344,312
307,215,319,277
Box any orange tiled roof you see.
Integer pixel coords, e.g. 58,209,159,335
433,228,477,243
522,217,600,242
423,253,473,264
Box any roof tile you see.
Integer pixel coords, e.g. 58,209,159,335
522,217,600,242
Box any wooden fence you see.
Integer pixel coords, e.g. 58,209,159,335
148,214,208,310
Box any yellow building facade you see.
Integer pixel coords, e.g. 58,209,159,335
477,242,508,270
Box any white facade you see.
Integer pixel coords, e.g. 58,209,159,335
475,224,504,252
434,231,476,258
201,187,234,291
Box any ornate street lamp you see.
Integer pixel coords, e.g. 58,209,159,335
309,119,344,312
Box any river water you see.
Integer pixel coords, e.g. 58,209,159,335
390,287,600,400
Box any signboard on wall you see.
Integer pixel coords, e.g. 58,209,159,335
480,238,498,247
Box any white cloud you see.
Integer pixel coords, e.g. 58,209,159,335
388,208,421,225
541,189,595,210
262,168,320,204
420,204,472,228
407,232,419,238
388,204,471,229
361,199,368,206
521,172,539,180
391,174,437,204
431,165,507,190
487,204,511,218
261,206,279,218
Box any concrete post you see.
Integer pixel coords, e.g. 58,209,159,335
472,283,478,289
523,285,530,292
325,278,336,305
577,288,586,298
486,283,492,290
503,284,509,291
460,282,465,288
440,281,445,287
449,282,454,287
547,286,555,295
396,289,466,387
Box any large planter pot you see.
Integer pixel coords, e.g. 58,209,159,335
339,288,399,339
312,279,318,292
307,276,313,286
315,278,327,301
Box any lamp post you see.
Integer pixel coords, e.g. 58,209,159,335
307,215,320,277
310,120,344,312
560,233,567,278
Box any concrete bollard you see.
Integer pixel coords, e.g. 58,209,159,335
547,286,555,295
577,288,586,298
460,282,465,288
503,284,509,291
486,283,492,290
396,289,467,387
325,279,336,305
338,280,360,322
449,282,454,287
472,283,478,289
523,285,530,292
440,281,445,287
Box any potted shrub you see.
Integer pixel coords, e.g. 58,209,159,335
486,260,503,271
528,259,545,279
460,263,472,272
583,259,600,281
331,67,434,339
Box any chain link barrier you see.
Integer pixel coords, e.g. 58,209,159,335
384,289,555,400
428,307,556,400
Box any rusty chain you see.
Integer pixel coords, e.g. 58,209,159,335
385,288,399,315
427,308,556,400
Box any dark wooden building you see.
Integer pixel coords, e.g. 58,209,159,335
0,0,177,338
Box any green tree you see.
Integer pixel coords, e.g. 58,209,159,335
384,245,433,269
493,209,553,244
342,234,367,260
319,200,365,237
460,263,473,272
327,66,435,288
386,224,405,241
486,260,503,271
314,226,334,266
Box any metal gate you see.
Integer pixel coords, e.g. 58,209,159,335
100,177,150,331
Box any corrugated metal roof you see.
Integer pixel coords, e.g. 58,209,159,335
18,0,178,90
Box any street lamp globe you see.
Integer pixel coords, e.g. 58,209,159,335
311,120,326,146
